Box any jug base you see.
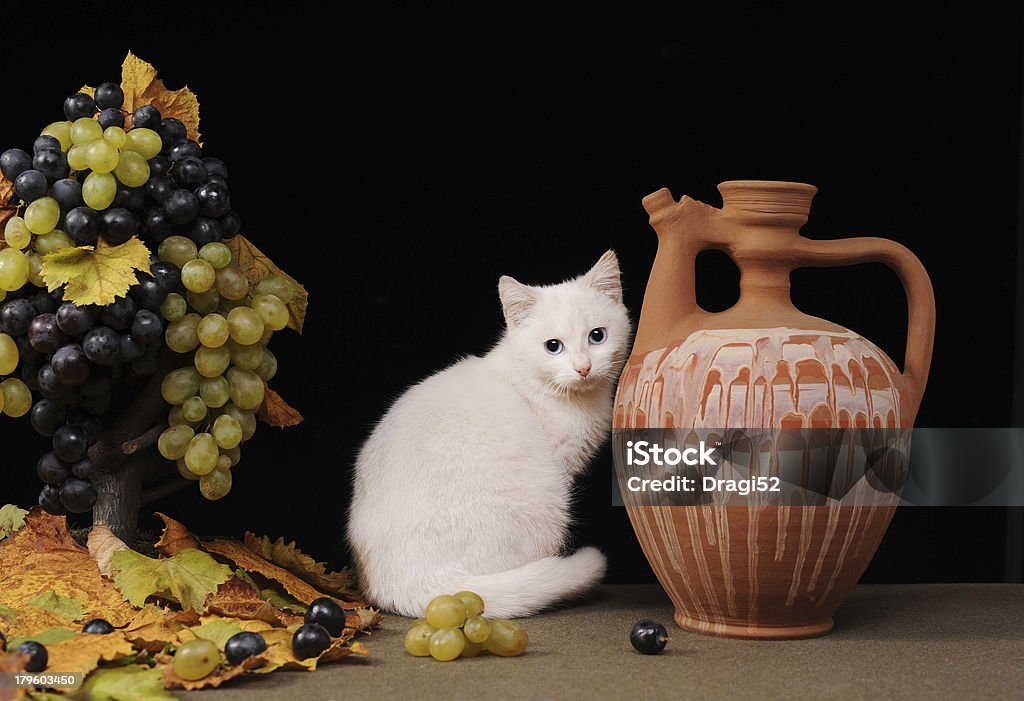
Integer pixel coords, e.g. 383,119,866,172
674,610,834,640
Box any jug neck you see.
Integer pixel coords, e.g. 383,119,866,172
718,180,818,229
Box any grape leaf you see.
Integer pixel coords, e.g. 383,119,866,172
109,548,233,612
87,525,128,577
157,652,265,690
203,576,292,626
25,591,85,622
121,605,186,653
83,52,201,144
0,505,28,541
40,237,152,307
80,665,176,701
10,630,136,680
258,387,304,428
243,533,357,599
0,509,136,627
185,618,243,650
154,513,201,557
4,607,72,640
225,234,308,333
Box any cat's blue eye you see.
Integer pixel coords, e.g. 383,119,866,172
545,339,564,354
589,327,607,345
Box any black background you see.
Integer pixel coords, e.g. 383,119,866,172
1,4,1021,583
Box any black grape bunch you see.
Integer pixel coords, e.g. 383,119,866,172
0,80,244,515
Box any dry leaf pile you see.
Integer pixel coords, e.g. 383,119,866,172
0,509,380,699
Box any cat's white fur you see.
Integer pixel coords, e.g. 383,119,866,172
347,251,631,618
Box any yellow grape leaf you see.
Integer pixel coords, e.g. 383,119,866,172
243,533,357,600
3,607,73,640
109,547,233,612
226,234,308,333
36,631,136,679
154,512,202,557
257,387,304,428
40,236,151,307
0,509,136,627
122,605,187,653
83,52,201,144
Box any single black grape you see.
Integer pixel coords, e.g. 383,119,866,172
202,157,228,180
629,619,668,655
219,211,241,238
33,149,69,181
148,155,170,177
36,452,70,484
56,302,96,336
0,148,33,179
82,618,115,634
144,175,175,204
0,298,36,335
172,157,207,188
39,483,67,514
94,82,124,110
168,139,202,163
33,135,62,154
163,190,199,225
15,169,48,201
132,105,162,131
65,206,100,245
70,412,103,442
292,623,331,660
60,477,98,513
37,365,73,401
51,178,85,211
72,457,94,479
189,217,223,246
99,208,139,245
119,334,144,362
64,92,97,120
195,181,230,217
98,107,125,130
150,261,181,290
28,314,65,354
16,641,48,672
140,208,172,242
112,185,146,215
130,277,165,312
53,424,89,462
158,117,187,150
30,399,65,437
224,632,267,665
131,310,162,344
51,344,91,386
82,326,121,365
304,597,346,637
99,297,135,331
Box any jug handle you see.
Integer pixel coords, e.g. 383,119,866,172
788,236,936,417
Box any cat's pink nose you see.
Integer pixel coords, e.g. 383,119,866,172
576,365,591,378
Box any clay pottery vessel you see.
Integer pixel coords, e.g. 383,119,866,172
613,180,935,639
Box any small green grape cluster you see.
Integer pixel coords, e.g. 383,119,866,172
405,591,529,661
155,235,294,500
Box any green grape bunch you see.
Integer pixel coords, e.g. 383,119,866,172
0,68,295,515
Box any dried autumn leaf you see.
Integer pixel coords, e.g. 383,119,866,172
80,664,176,701
203,577,288,626
122,605,186,653
40,237,152,307
349,607,384,631
257,387,304,428
253,626,367,673
158,653,265,690
0,505,27,541
0,651,28,701
243,533,357,599
87,525,128,577
3,608,73,640
83,52,201,144
25,591,84,622
0,509,135,627
154,512,202,556
37,631,136,680
225,234,308,333
204,539,335,607
109,547,233,612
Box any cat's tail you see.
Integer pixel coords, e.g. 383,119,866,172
445,547,607,618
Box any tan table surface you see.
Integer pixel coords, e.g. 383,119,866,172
182,583,1024,700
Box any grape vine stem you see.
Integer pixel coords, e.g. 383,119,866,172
122,422,167,455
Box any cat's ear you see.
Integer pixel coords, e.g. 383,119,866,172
499,276,537,327
583,250,622,303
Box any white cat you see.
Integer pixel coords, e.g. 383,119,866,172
347,251,631,618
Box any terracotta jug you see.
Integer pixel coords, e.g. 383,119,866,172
613,180,935,639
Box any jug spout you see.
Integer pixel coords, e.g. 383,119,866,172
718,180,817,228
